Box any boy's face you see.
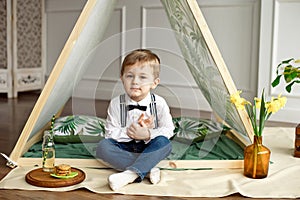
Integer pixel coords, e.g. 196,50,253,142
121,62,160,102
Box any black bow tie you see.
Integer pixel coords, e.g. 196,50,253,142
127,104,147,111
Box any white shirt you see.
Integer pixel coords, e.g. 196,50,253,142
105,92,175,142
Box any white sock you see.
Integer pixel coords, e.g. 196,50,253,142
149,167,161,184
108,170,138,191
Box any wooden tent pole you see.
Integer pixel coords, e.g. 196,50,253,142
9,0,97,163
186,0,254,141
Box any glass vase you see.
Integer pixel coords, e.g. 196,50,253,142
244,136,271,179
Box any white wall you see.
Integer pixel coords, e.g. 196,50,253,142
258,0,300,123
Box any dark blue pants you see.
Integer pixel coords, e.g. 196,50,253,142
96,136,172,182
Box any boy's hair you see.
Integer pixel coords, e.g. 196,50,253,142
121,49,160,78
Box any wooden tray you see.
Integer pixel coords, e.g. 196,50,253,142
25,167,85,188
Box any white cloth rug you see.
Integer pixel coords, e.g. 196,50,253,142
1,127,300,198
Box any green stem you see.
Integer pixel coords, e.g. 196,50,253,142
42,149,48,167
252,139,258,178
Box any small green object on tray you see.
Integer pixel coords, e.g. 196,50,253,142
50,171,78,179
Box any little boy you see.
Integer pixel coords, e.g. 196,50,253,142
96,49,175,191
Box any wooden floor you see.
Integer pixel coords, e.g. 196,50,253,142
0,91,296,200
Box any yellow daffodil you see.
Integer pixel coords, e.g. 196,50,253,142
230,90,286,137
277,94,287,107
265,100,280,113
230,90,242,104
266,95,287,114
230,91,248,110
254,97,261,109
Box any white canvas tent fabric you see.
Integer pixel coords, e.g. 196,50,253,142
28,0,116,140
161,0,253,140
9,0,116,163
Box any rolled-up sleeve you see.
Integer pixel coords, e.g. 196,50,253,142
105,98,132,142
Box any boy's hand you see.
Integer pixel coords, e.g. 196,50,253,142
138,113,154,129
127,113,154,140
127,123,150,140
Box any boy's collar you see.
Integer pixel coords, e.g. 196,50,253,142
126,93,152,106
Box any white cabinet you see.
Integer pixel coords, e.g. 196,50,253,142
0,0,13,97
0,0,45,98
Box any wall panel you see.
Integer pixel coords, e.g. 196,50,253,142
259,0,300,123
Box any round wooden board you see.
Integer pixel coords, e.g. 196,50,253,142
25,167,85,188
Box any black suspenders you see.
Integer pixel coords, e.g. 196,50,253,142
150,93,159,129
120,93,158,129
119,94,127,128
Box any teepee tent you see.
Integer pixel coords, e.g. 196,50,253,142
6,0,253,169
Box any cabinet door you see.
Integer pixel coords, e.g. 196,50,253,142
0,0,13,97
12,0,45,97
